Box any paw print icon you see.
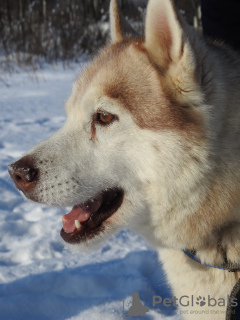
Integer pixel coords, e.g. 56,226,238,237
196,296,206,307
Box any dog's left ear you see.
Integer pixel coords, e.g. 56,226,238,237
110,0,137,43
144,0,200,105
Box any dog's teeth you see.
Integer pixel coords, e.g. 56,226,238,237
75,220,81,229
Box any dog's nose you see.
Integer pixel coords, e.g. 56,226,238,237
8,157,39,192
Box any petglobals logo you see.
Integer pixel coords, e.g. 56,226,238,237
119,292,150,317
119,293,238,317
152,295,238,309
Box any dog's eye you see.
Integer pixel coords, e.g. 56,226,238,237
95,111,117,126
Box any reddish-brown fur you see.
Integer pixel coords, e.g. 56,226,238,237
77,40,203,138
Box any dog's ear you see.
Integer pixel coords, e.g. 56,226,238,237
109,0,137,43
144,0,199,104
145,0,184,69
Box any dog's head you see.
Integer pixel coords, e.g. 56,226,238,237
9,0,208,250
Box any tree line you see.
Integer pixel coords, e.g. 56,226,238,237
0,0,200,70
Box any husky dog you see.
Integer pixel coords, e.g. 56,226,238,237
8,0,240,318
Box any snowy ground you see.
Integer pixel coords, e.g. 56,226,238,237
0,64,182,320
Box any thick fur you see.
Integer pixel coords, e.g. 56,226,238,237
10,0,240,318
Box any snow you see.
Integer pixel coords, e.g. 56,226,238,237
0,64,182,319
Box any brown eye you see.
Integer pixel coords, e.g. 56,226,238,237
95,111,117,126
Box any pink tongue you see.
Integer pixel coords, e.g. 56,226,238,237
62,206,91,233
62,194,103,233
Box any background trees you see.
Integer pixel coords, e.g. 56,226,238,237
0,0,200,69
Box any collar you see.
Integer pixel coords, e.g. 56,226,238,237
183,249,240,272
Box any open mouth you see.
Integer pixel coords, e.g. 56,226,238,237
60,188,124,244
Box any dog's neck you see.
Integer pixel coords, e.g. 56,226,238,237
136,160,240,260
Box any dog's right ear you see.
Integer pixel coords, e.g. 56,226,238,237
144,0,185,70
109,0,137,43
144,0,200,106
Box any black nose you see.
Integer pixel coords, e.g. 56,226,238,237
8,156,39,192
